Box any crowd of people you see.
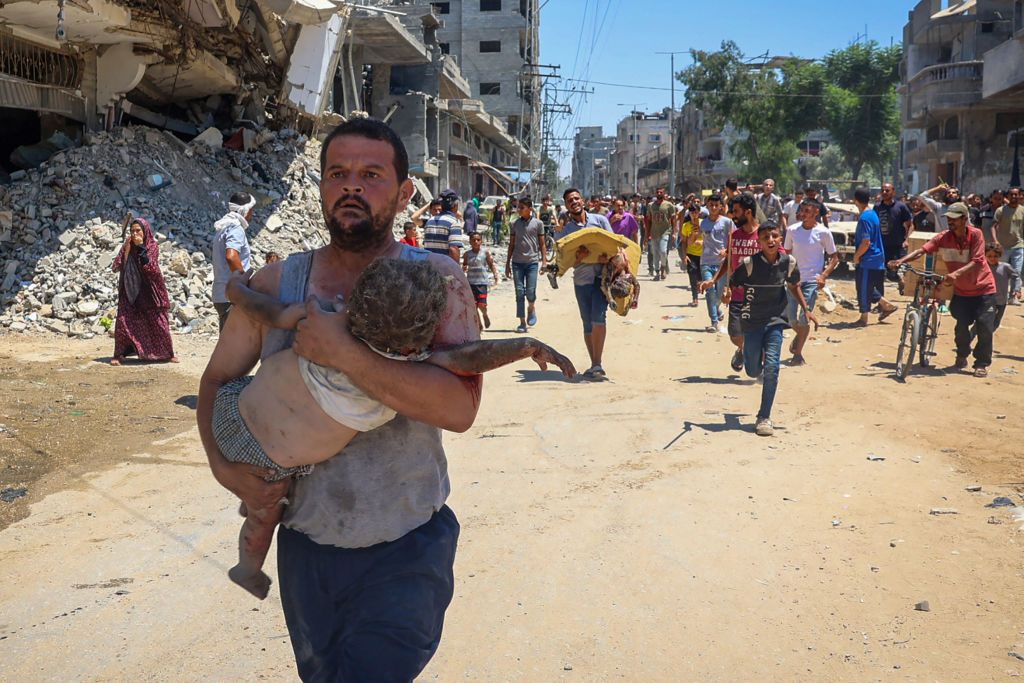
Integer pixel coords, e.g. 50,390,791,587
93,110,1020,679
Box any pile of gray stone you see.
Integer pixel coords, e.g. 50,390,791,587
0,125,344,338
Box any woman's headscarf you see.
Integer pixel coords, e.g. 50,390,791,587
121,217,159,304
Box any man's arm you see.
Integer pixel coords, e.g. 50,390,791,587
197,264,290,510
505,230,517,275
293,255,483,433
225,248,244,273
428,337,575,378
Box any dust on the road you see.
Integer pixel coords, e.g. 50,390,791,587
0,338,200,531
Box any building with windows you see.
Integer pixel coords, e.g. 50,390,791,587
401,0,541,177
571,126,615,197
899,0,1024,193
609,108,672,196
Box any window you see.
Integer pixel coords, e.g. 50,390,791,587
648,134,662,143
479,82,501,95
474,134,482,149
439,42,450,55
996,112,1024,134
432,2,450,13
480,0,501,10
484,141,491,153
980,21,994,33
479,40,501,53
452,122,463,138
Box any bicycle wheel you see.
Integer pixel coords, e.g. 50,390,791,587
895,309,920,380
919,303,940,367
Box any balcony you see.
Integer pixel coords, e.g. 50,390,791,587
905,138,961,165
903,60,983,126
983,35,1024,99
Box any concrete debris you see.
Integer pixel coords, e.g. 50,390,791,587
914,601,930,612
929,508,959,515
0,125,429,337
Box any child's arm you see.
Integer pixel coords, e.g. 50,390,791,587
226,271,306,330
485,250,500,283
428,338,576,379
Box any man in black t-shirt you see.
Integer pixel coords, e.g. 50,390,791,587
874,182,913,282
728,222,809,437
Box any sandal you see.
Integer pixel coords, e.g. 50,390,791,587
878,306,897,322
974,366,988,378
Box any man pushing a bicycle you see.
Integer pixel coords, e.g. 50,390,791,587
889,202,998,378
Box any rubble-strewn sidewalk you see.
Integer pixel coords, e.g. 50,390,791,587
0,126,331,337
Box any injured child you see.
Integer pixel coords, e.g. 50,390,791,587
600,251,640,314
214,258,576,598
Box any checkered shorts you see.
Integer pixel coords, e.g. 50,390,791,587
212,376,312,482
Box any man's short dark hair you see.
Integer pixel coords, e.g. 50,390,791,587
799,198,823,211
466,231,480,238
853,187,871,205
319,117,409,181
730,193,757,214
563,188,581,200
707,193,723,204
758,221,780,235
725,178,739,191
519,195,533,206
229,191,252,205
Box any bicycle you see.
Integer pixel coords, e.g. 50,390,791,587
894,266,946,380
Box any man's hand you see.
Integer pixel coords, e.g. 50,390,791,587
699,279,715,294
722,287,731,302
213,461,290,512
943,271,960,286
505,265,512,280
887,259,903,270
814,274,827,288
293,296,355,369
528,340,576,378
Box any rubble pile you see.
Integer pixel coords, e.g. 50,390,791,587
0,125,341,338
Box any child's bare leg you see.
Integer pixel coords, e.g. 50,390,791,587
429,338,576,378
228,503,283,600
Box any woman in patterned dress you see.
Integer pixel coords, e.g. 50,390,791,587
111,217,177,365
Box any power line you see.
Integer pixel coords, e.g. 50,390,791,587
564,77,899,98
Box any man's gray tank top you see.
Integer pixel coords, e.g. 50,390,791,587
265,246,450,548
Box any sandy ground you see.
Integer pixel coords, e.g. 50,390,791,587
1,262,1023,681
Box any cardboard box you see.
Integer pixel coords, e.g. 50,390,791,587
903,233,953,301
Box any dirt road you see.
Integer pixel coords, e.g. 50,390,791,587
1,268,1022,680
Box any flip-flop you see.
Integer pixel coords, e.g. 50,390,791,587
527,311,537,326
878,307,897,322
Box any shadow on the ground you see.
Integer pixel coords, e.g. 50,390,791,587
674,374,754,385
514,369,579,384
663,412,759,448
175,394,198,410
995,352,1024,363
662,327,709,334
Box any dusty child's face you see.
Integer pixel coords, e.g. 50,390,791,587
470,234,482,249
759,229,782,254
986,250,1000,266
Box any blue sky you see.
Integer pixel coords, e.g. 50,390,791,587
538,0,917,174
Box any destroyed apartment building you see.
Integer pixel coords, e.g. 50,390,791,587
0,0,541,197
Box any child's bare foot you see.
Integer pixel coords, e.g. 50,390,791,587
228,565,272,600
110,356,123,366
168,356,180,363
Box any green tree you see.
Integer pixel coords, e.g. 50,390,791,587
821,41,902,181
679,41,826,187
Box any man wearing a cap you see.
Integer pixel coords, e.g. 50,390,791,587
889,201,998,377
422,189,464,261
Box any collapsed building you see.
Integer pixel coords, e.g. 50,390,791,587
0,0,541,197
0,0,540,336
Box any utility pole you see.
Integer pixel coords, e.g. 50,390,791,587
656,51,685,196
617,102,646,195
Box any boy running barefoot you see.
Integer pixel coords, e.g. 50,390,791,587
728,223,811,437
215,258,574,598
462,231,500,329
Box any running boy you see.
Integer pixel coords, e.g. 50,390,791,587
728,223,810,437
215,258,574,599
463,231,500,329
985,242,1021,331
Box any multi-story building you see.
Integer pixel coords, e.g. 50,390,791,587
609,108,672,196
400,0,541,176
571,126,615,197
899,0,1024,193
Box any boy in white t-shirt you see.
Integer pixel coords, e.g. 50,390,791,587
783,200,838,364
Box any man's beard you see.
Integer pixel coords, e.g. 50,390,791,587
734,213,748,227
324,193,398,251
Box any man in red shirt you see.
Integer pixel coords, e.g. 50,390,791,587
890,202,998,377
